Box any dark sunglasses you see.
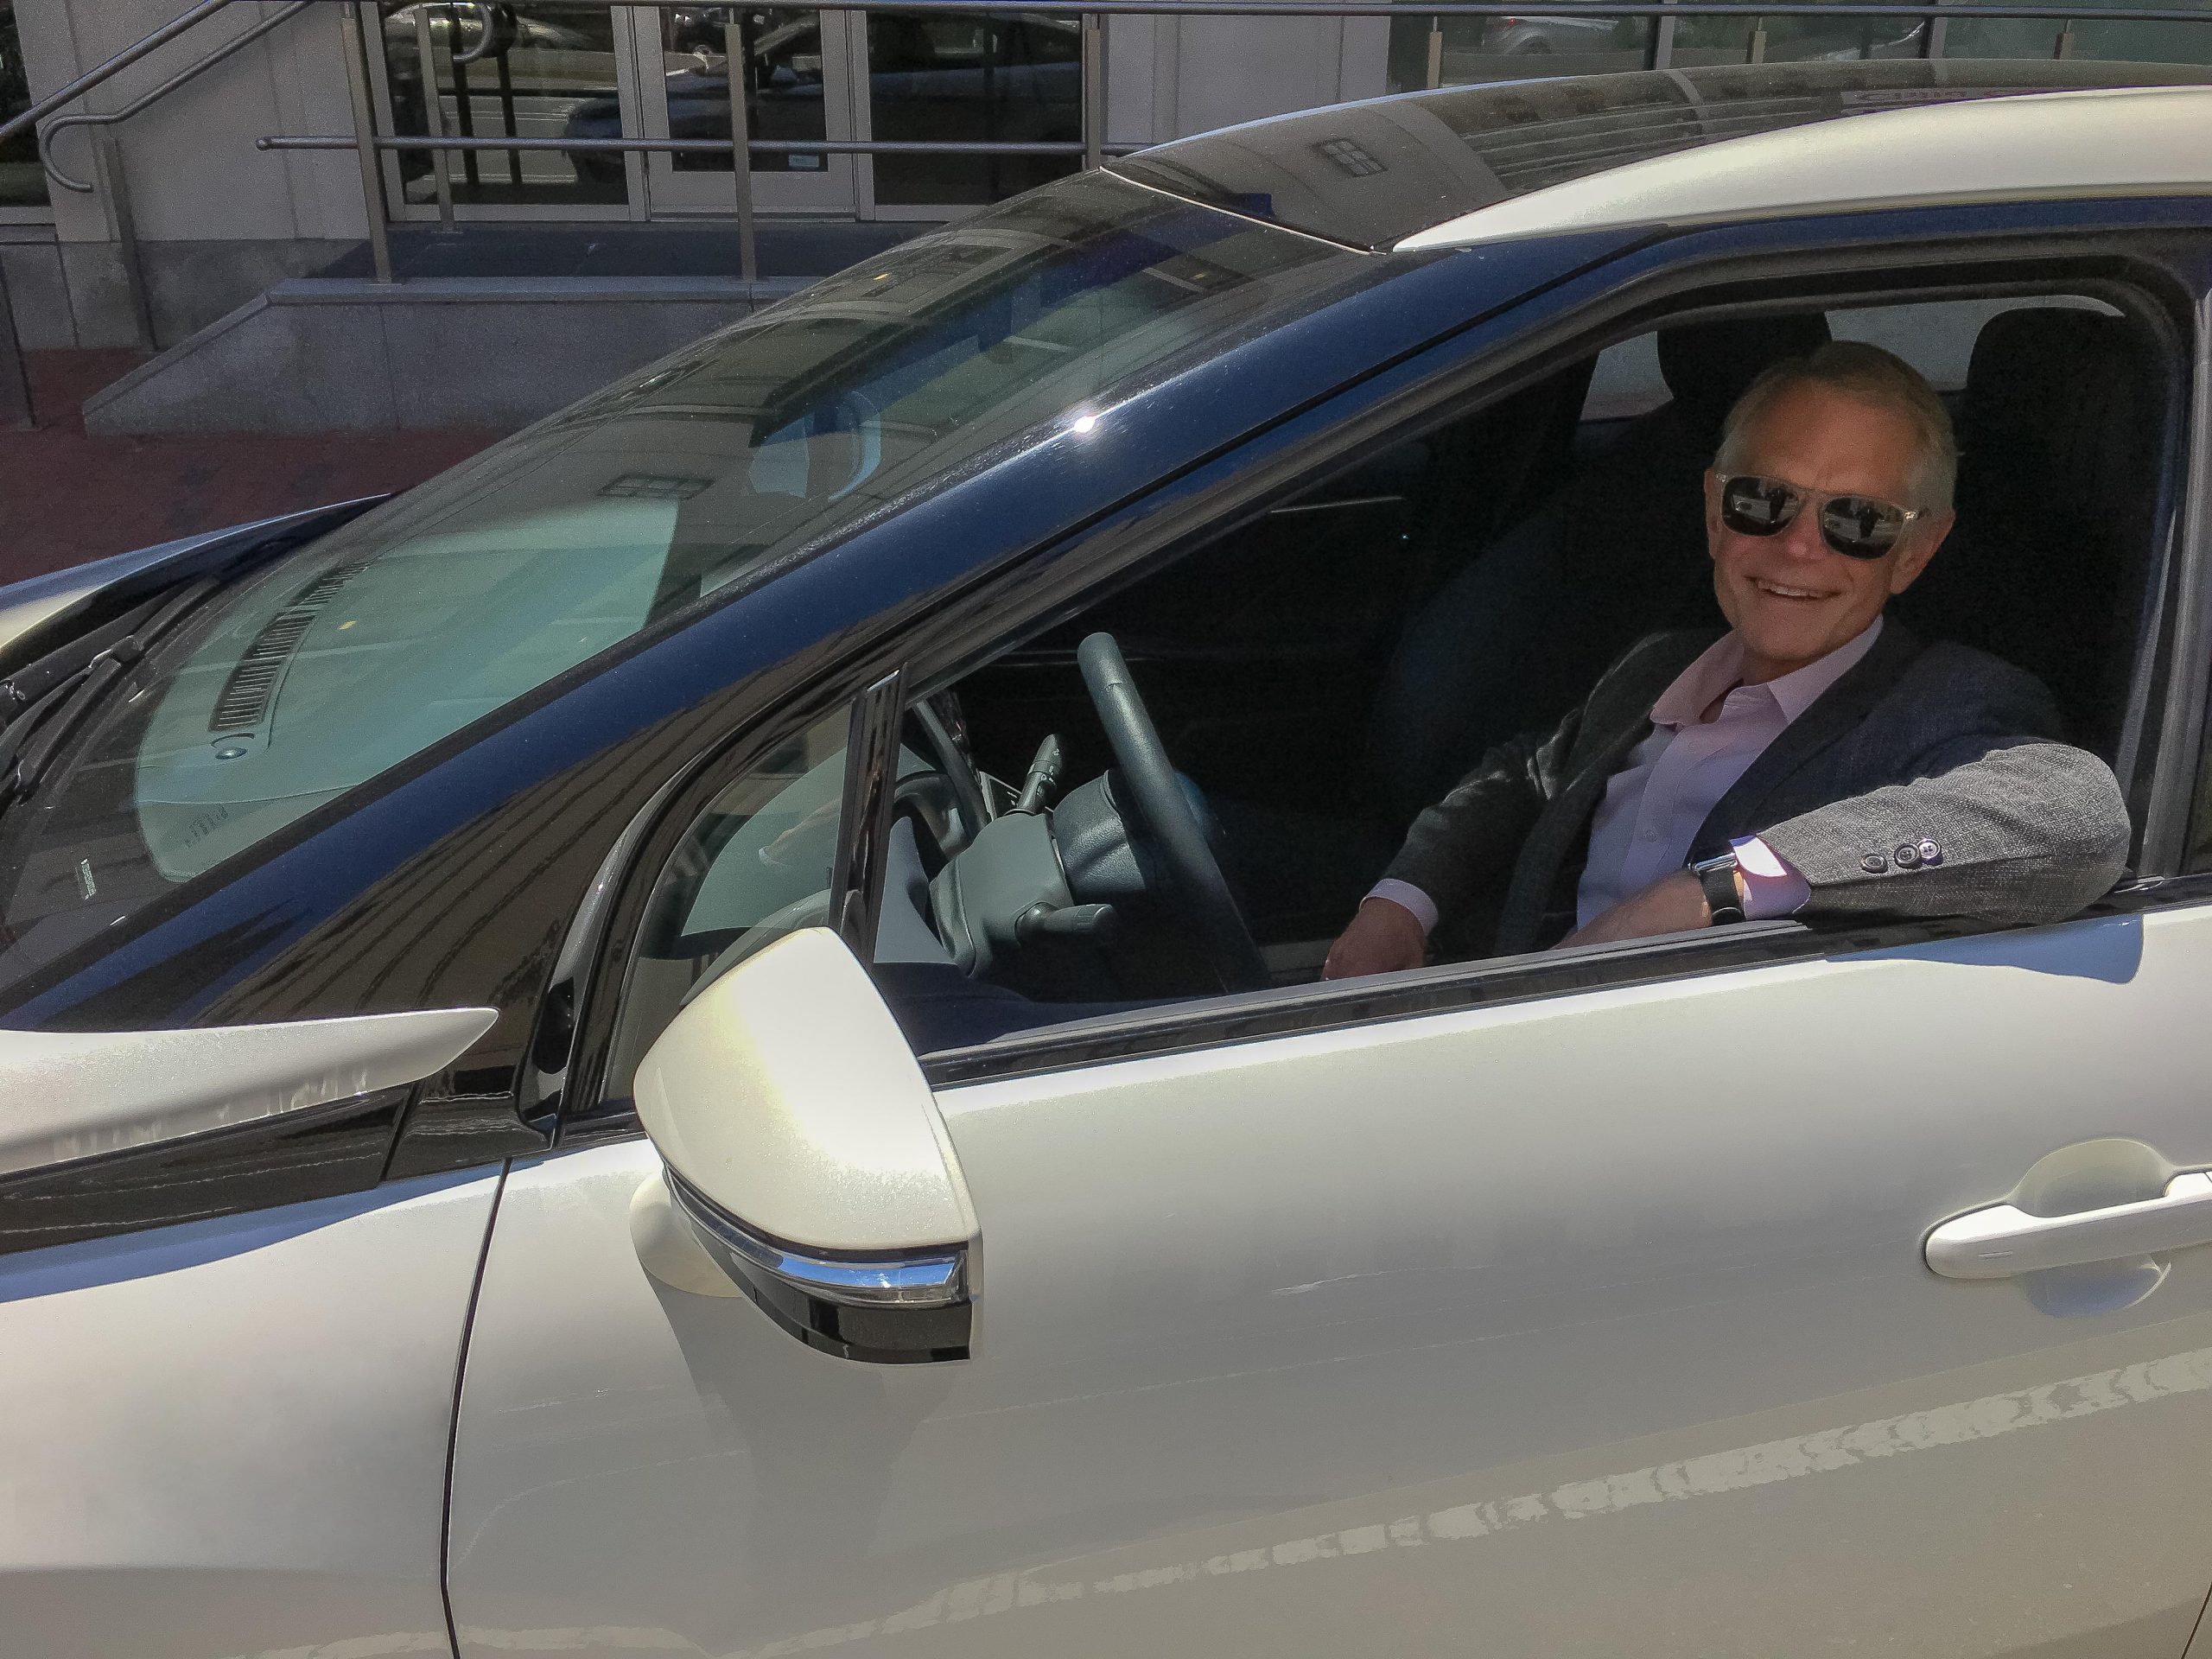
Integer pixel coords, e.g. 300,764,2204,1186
1717,474,1925,561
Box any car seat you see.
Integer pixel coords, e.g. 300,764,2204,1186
1362,311,1834,829
1224,312,1832,941
1895,307,2163,762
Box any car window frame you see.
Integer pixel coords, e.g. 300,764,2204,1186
882,228,2207,1089
2162,242,2212,875
563,207,2209,1130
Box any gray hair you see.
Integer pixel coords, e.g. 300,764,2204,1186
1713,340,1957,513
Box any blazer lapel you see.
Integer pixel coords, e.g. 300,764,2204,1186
1690,619,1926,858
1492,633,1713,953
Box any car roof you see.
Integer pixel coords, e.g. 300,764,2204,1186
1110,60,2212,251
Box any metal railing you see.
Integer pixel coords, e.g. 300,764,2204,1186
7,0,2212,314
247,0,2212,288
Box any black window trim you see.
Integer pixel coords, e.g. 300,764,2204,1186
2156,269,2212,874
830,665,908,960
921,880,2202,1089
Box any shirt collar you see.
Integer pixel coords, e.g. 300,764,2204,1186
1649,614,1885,731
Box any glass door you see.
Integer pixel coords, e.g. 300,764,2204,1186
1,1,49,213
861,10,1082,215
629,5,860,214
379,3,635,212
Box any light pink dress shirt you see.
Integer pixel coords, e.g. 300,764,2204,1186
1369,617,1885,937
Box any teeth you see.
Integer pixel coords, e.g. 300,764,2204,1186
1757,580,1825,599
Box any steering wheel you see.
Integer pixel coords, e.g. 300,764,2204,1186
1076,632,1269,993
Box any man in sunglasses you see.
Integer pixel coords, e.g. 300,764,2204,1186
1323,340,2131,978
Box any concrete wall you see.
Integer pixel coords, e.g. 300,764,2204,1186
10,0,368,347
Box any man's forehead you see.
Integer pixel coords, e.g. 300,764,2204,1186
1734,385,1923,476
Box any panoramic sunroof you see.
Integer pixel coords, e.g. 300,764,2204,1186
1110,60,2211,251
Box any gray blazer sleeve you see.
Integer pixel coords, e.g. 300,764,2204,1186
1756,735,2130,927
1379,707,1580,928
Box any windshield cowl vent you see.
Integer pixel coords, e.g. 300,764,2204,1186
208,560,370,735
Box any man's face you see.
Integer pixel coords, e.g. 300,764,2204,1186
1705,382,1953,680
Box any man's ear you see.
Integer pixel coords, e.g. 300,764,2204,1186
1886,508,1955,596
1702,469,1723,556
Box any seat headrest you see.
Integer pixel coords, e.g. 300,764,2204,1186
1656,313,1834,437
1905,305,2160,758
1961,308,2152,498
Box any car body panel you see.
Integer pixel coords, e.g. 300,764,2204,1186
0,1166,500,1659
450,907,2212,1656
0,1005,493,1176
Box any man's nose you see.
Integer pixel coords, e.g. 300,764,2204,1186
1777,500,1832,559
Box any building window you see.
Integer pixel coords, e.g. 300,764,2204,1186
0,3,49,209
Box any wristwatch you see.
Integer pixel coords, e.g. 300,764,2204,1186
1691,851,1746,925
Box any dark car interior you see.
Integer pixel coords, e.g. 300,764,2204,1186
609,284,2177,1071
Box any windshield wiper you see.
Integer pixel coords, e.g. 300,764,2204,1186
0,577,219,812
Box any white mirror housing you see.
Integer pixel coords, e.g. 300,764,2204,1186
632,927,978,1363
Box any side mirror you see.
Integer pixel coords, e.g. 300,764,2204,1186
632,927,977,1364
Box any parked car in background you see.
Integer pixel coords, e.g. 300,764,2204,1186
9,57,2212,1659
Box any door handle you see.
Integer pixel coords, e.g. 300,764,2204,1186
1926,1171,2212,1280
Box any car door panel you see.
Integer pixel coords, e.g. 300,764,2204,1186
1,1168,500,1659
448,904,2212,1657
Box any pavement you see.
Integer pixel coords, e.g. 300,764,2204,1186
0,351,502,587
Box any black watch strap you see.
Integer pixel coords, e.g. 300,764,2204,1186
1694,853,1746,925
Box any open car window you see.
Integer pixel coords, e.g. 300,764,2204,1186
818,281,2175,1070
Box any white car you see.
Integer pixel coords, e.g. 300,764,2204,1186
7,58,2212,1659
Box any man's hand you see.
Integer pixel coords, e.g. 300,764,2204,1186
1555,868,1719,949
1322,896,1428,980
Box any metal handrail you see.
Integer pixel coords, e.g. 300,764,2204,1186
38,0,315,192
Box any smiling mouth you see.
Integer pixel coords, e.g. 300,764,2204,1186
1752,578,1835,602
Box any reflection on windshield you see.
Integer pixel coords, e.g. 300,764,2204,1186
0,169,1352,978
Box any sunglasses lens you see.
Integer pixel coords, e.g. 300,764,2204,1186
1819,496,1908,559
1719,476,1798,537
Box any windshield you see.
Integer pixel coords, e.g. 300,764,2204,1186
0,170,1352,984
